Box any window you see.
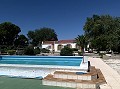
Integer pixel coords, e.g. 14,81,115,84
66,44,72,48
57,44,63,50
47,46,51,49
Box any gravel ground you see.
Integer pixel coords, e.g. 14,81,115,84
86,53,120,75
103,54,120,74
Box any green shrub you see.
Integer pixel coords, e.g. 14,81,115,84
60,46,73,56
7,50,16,55
78,51,83,56
24,47,35,55
41,48,50,53
34,47,41,54
1,49,6,53
0,46,7,53
72,48,78,51
16,50,24,55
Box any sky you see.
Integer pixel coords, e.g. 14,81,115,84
0,0,120,40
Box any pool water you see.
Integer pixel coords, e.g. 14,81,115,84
0,56,82,66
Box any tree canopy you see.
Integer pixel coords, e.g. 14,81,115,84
0,22,21,46
84,15,120,52
14,34,28,48
27,27,58,46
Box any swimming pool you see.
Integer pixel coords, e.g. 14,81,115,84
0,56,82,66
0,56,88,78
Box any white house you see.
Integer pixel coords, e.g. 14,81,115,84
42,40,79,52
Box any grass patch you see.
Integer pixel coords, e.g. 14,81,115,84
0,76,73,89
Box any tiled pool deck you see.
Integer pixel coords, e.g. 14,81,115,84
89,57,120,89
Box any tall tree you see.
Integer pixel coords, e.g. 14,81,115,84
0,22,21,46
84,15,120,52
27,27,58,46
75,35,87,63
75,35,86,52
14,34,28,48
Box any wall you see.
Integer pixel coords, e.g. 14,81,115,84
42,43,77,52
42,44,52,51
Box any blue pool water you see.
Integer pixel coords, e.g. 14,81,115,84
0,56,82,66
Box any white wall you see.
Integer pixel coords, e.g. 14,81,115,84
42,43,77,52
42,44,52,51
54,43,76,52
54,44,59,52
71,43,76,48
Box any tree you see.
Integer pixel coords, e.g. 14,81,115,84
34,47,41,54
75,35,86,52
60,46,73,56
24,46,35,55
14,34,28,48
27,27,58,46
0,22,21,46
83,15,120,52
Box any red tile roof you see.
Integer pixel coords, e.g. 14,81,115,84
43,41,55,44
43,40,76,44
58,40,76,44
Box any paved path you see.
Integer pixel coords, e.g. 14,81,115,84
88,57,120,89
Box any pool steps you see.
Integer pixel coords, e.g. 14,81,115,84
42,66,106,89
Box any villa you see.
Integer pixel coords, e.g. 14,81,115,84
42,39,80,52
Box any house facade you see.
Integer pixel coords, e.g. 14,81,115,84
42,40,79,52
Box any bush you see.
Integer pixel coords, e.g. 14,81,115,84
34,47,41,54
7,50,16,55
60,46,73,56
72,48,78,51
41,48,50,53
24,46,35,55
16,50,24,55
78,51,83,56
0,46,8,53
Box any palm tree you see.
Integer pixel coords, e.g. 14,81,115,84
75,35,86,63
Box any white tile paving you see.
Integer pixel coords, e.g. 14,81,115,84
89,57,120,89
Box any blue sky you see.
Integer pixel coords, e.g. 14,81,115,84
0,0,120,40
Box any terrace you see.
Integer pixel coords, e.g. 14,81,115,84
1,55,120,89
